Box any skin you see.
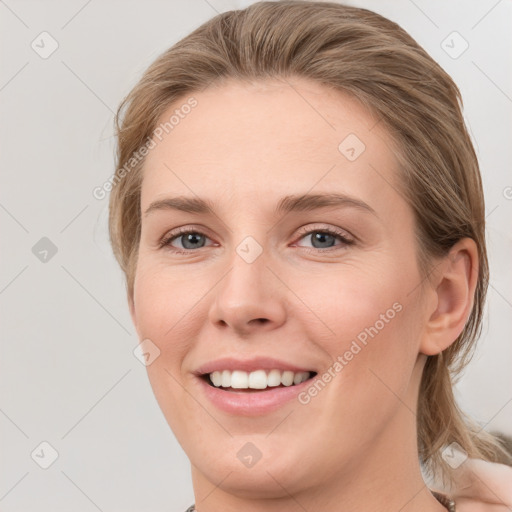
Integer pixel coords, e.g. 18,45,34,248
434,458,512,511
128,77,478,512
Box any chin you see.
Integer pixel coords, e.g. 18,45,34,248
192,443,317,498
197,461,309,499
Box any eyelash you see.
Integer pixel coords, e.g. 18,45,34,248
158,225,355,254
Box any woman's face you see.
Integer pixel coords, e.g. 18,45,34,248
130,78,433,498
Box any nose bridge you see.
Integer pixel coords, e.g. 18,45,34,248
219,235,270,307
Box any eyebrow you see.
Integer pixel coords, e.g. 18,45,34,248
144,193,377,217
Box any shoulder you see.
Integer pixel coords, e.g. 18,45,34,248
444,458,512,511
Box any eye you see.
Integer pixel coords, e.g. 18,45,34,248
294,226,354,251
158,225,355,254
159,228,215,252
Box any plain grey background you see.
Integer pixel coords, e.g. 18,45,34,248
1,0,511,510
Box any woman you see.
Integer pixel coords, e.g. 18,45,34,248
108,1,512,510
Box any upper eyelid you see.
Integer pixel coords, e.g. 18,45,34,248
163,224,350,239
160,225,215,243
295,224,353,240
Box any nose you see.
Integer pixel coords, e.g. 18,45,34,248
208,247,287,337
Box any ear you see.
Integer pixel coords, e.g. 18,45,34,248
420,238,479,356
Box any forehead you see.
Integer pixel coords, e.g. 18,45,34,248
140,78,405,214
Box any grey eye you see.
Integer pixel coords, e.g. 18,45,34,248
308,232,337,249
178,232,207,249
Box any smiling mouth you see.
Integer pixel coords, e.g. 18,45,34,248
200,369,318,392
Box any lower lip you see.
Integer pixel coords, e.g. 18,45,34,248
197,376,313,416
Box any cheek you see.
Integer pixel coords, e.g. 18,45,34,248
291,263,408,347
131,263,204,440
132,259,210,342
131,263,200,407
297,277,423,455
295,259,423,399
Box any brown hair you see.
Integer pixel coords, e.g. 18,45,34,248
108,0,511,483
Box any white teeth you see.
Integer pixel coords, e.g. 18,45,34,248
267,369,282,387
281,370,294,386
248,369,267,389
207,369,311,389
210,371,222,387
293,372,304,385
231,370,248,389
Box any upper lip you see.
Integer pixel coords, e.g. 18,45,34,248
194,357,316,376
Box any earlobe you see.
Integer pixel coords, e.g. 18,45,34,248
420,238,479,356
